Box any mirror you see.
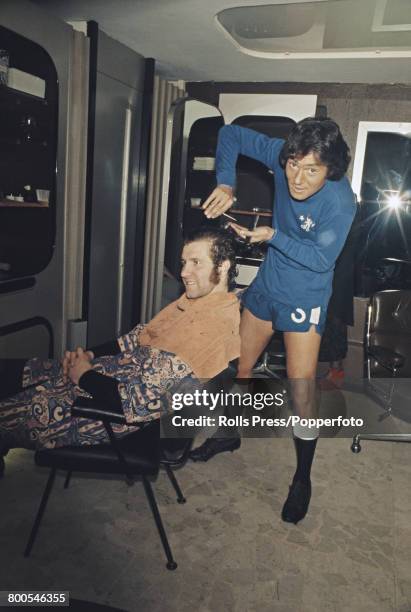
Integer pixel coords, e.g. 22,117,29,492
352,121,411,296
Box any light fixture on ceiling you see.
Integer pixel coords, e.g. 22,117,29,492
215,0,411,59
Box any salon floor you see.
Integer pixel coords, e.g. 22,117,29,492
1,411,410,612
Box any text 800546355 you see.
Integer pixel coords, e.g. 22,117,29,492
0,592,69,607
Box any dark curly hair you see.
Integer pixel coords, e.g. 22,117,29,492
279,117,351,181
184,227,238,291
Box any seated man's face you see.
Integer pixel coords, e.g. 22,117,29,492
181,239,225,299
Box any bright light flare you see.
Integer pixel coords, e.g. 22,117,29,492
387,193,402,208
381,190,403,208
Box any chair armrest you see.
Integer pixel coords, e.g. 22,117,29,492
72,396,127,425
368,345,405,372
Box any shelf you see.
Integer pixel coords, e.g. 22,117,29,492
0,199,49,208
0,82,47,103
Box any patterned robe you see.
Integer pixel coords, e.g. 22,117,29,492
0,325,196,450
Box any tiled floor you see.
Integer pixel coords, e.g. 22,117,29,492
1,423,410,611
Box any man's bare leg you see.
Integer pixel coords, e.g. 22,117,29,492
237,308,274,378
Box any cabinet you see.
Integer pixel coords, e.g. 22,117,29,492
0,24,58,280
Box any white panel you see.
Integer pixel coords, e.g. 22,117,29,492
64,29,89,322
116,107,132,336
236,263,259,287
348,297,369,345
219,93,317,125
183,102,221,136
66,20,88,34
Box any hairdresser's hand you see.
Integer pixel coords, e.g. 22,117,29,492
229,223,275,244
202,185,236,219
68,347,93,386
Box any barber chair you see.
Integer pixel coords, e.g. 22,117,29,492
351,289,411,453
24,400,180,569
24,365,235,568
375,258,411,291
360,257,411,296
253,333,286,379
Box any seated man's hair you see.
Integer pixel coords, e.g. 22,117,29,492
184,227,238,290
279,117,351,181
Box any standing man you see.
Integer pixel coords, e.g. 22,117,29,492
195,118,356,524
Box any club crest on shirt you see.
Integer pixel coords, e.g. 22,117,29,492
299,214,316,232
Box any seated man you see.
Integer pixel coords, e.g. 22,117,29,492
0,228,240,475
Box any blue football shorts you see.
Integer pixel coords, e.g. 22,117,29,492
242,286,326,335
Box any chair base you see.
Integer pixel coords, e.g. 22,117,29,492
25,468,56,558
141,475,178,570
253,348,286,380
167,561,178,570
25,467,178,570
163,464,186,503
351,433,411,453
252,364,283,379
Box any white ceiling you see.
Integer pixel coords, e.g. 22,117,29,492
32,0,411,83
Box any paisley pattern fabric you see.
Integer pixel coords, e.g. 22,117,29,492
0,346,197,450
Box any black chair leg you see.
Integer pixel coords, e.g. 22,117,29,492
164,464,186,504
24,468,56,557
63,471,72,489
141,476,177,570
